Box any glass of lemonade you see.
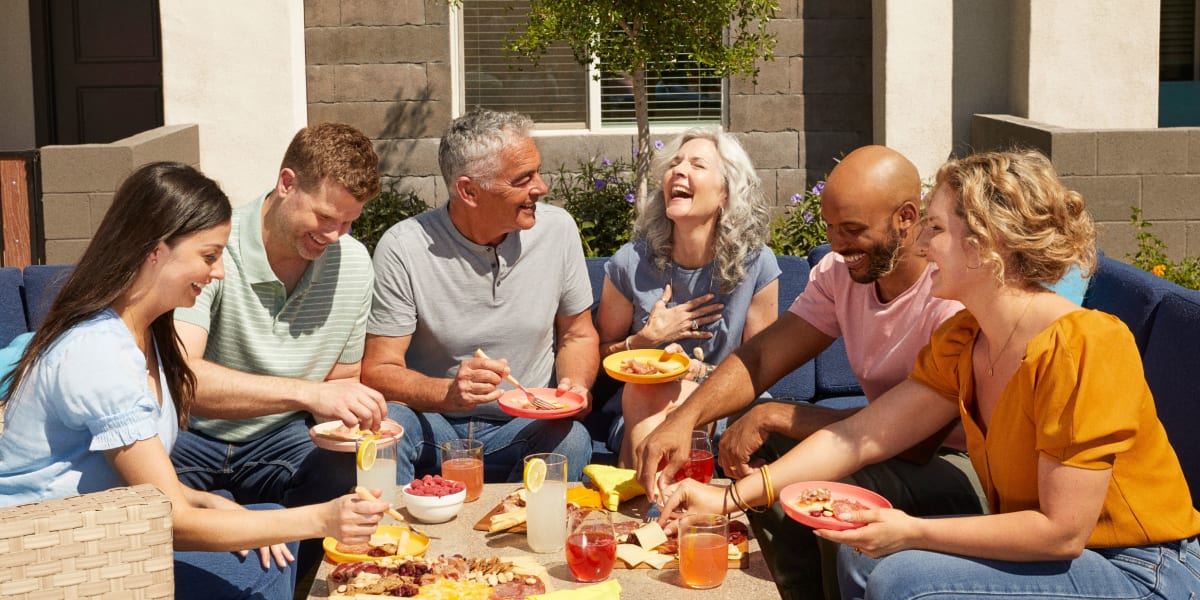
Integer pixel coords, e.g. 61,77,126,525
524,452,567,553
678,513,728,589
357,437,398,524
439,439,484,502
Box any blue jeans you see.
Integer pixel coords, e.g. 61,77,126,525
837,536,1200,600
171,418,358,507
386,403,593,483
174,504,299,600
170,417,372,578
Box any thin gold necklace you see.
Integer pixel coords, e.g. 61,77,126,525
985,296,1034,377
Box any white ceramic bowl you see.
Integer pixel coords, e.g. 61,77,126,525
400,483,466,523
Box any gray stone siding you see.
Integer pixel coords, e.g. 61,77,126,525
302,0,873,212
39,125,200,264
973,114,1200,263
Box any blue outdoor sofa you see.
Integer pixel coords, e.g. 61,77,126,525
3,249,1200,509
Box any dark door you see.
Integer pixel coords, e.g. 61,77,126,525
32,0,163,145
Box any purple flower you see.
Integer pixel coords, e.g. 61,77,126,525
602,158,612,167
594,179,607,190
803,211,814,223
624,192,636,203
811,181,825,196
790,193,802,204
654,140,664,150
632,148,639,157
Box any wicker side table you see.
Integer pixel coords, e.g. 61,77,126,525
0,484,174,599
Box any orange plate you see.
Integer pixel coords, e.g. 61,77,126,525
780,481,892,531
602,349,690,384
322,526,430,563
497,388,585,420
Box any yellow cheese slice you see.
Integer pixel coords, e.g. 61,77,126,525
642,551,674,570
632,521,668,552
616,543,649,567
582,464,645,511
528,579,621,599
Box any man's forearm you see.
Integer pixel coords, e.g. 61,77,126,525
554,339,599,391
361,363,452,411
187,359,314,418
764,402,858,440
668,351,759,428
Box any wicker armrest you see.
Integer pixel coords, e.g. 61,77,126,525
0,484,174,599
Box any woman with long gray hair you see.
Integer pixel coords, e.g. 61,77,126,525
595,128,780,467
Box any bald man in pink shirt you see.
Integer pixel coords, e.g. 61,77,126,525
637,145,986,600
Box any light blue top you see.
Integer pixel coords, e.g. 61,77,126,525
604,241,781,364
0,310,177,507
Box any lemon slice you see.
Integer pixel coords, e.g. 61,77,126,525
524,457,547,494
356,438,377,471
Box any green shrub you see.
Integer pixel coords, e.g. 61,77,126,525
1127,207,1200,290
770,181,828,257
552,155,638,258
353,184,432,255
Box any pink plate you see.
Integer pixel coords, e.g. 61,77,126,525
497,388,585,420
308,419,404,452
780,481,892,531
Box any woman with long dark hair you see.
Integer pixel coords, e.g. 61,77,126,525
0,162,387,600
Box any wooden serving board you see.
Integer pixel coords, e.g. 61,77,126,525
473,499,527,533
473,499,749,569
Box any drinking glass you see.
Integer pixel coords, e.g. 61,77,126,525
524,452,567,553
357,437,398,524
565,508,616,582
678,513,728,589
440,438,484,502
674,430,715,483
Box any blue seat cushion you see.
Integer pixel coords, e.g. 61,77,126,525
21,264,74,330
0,267,27,348
1140,290,1200,509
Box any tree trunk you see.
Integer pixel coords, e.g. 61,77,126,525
632,65,651,204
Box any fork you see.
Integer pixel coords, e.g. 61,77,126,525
474,349,564,410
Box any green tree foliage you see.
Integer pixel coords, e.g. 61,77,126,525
551,155,638,258
506,0,778,201
351,184,432,255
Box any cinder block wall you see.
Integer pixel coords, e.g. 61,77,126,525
972,114,1200,263
39,125,200,264
302,0,872,211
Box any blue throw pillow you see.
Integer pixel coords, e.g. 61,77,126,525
1045,264,1088,305
0,332,33,397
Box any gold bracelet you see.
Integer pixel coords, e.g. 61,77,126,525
730,478,764,513
761,464,775,507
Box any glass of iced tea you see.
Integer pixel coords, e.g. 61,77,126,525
673,430,715,483
678,513,728,589
565,508,616,582
439,439,484,502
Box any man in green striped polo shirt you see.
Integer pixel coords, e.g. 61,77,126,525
171,123,410,573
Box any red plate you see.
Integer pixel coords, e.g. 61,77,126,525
780,481,892,531
308,418,404,452
497,388,585,420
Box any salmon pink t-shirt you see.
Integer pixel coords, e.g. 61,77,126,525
789,252,963,410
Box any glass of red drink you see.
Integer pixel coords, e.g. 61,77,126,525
678,513,728,589
565,508,616,582
674,430,715,483
439,439,484,502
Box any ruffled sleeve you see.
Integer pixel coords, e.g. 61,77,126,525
908,309,975,405
50,322,160,452
1029,311,1140,469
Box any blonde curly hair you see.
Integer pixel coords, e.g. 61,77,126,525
932,149,1096,287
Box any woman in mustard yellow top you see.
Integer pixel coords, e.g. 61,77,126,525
658,149,1200,599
